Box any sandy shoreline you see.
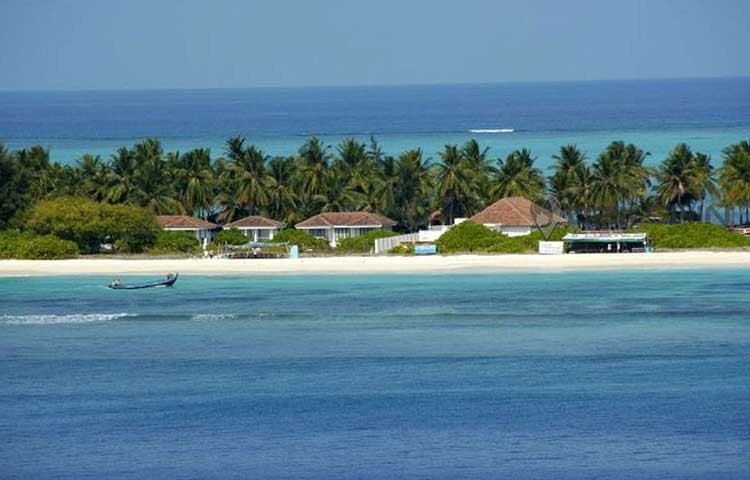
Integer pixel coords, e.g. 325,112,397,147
2,251,750,276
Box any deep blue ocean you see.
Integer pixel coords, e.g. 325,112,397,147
1,77,749,167
2,271,749,479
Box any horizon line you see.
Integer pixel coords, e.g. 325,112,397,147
1,74,749,94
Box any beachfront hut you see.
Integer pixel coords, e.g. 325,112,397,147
224,215,285,241
295,212,397,247
156,215,219,248
470,196,566,237
563,232,649,253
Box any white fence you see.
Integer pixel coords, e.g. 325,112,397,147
374,233,420,254
373,228,452,254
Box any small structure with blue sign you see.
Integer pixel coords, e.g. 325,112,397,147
414,244,438,255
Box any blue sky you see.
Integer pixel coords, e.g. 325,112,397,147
1,0,748,90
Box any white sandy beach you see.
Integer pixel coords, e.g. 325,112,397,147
2,251,750,276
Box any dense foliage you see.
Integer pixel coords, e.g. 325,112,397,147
0,230,78,259
270,229,331,253
336,229,398,254
151,231,200,254
632,223,750,249
436,221,567,254
26,197,159,253
211,228,249,246
2,137,750,255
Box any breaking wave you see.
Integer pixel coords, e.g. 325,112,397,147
191,313,238,321
1,313,136,325
469,128,514,133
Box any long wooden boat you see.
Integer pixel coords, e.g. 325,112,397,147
108,273,178,290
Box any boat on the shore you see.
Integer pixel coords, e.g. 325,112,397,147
108,273,178,290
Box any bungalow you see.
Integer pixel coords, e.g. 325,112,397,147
470,196,566,237
224,215,285,241
157,215,219,248
296,212,397,247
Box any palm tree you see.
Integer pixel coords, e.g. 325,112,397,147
622,142,652,225
549,145,586,217
131,138,180,214
297,137,330,215
394,149,431,231
691,152,718,221
170,148,215,218
373,155,399,219
656,143,695,222
366,136,385,168
333,138,367,182
719,139,750,224
460,139,492,206
16,145,54,201
565,163,594,229
266,156,299,224
226,144,269,215
491,148,545,201
77,154,109,201
436,145,476,224
591,141,650,228
590,149,624,228
104,146,137,204
316,171,363,212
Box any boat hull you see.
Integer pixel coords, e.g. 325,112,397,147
108,274,178,290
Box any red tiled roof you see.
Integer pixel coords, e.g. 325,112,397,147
470,196,566,227
225,215,285,229
157,215,218,230
296,212,397,228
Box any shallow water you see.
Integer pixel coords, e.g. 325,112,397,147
1,270,749,479
2,78,749,166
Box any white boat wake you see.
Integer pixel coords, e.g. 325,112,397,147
1,313,136,325
469,128,514,134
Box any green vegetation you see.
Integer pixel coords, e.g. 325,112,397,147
211,228,248,246
0,136,746,231
436,221,566,254
26,197,159,253
388,243,414,255
271,229,330,253
151,231,200,254
0,231,78,259
632,223,750,249
4,136,750,257
336,229,397,254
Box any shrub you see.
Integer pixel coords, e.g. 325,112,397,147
0,230,77,259
389,243,414,255
0,230,23,258
436,221,568,254
151,231,200,254
26,197,159,253
631,223,750,249
211,228,248,246
105,203,160,253
16,235,78,259
336,229,398,254
270,229,331,253
436,221,500,253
